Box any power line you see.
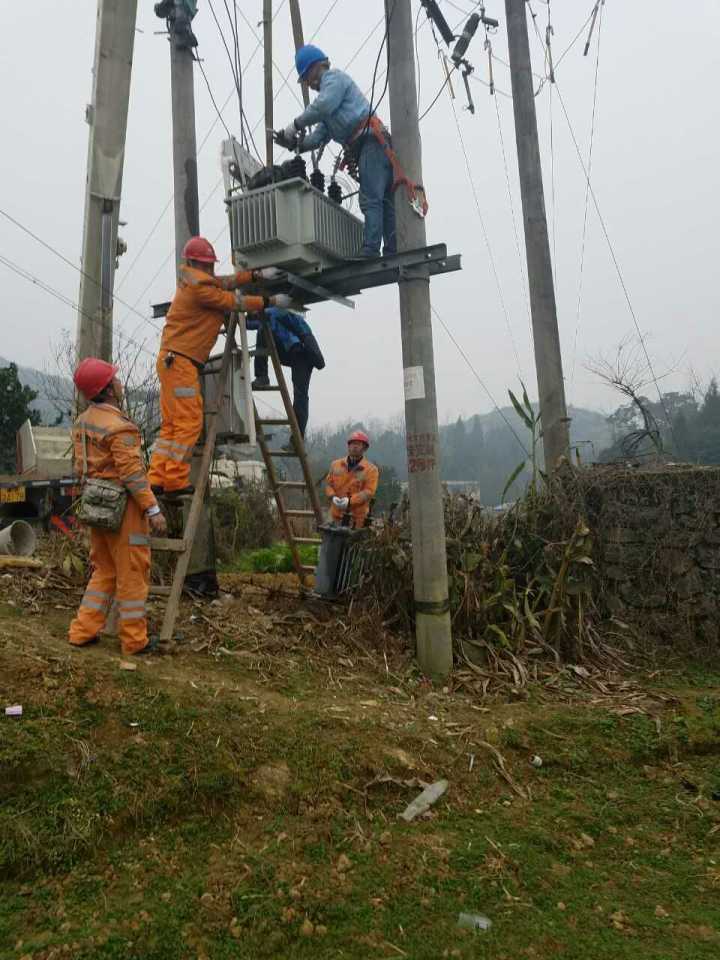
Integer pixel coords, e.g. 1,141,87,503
0,206,163,335
551,79,677,447
493,93,532,338
115,0,290,295
432,304,530,456
571,0,604,393
0,252,156,359
418,62,458,122
448,95,525,379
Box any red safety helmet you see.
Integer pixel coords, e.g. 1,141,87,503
73,358,118,400
181,236,218,263
348,430,370,447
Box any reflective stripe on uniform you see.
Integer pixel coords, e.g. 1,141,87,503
80,598,107,611
155,439,192,451
119,609,146,620
81,423,110,437
84,588,111,601
129,533,150,546
173,386,197,398
118,599,146,609
164,449,194,463
125,479,149,491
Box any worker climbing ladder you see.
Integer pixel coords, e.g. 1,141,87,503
150,313,322,642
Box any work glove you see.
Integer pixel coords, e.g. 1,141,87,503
269,294,297,309
273,126,299,151
253,267,283,281
332,496,350,510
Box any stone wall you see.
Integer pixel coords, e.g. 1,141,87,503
575,465,720,640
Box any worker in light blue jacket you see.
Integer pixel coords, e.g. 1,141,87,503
247,309,325,438
274,44,396,259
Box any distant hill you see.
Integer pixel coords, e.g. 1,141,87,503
305,404,613,506
1,356,613,505
0,356,73,426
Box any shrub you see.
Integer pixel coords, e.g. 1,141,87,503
211,483,277,563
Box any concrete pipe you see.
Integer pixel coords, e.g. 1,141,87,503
0,520,37,557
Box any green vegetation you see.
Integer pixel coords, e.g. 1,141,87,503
0,362,40,472
222,541,319,573
1,613,719,959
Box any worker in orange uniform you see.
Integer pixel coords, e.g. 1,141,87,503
148,236,294,497
325,430,379,528
69,358,168,656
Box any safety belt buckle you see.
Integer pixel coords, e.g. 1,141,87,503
164,352,176,368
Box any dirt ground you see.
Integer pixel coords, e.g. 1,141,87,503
1,564,719,959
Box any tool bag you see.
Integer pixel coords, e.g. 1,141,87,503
275,313,325,370
75,424,128,532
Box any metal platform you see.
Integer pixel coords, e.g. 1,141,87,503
151,243,461,318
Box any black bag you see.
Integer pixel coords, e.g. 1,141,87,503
300,331,325,371
275,314,325,371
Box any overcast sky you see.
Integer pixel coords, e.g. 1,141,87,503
1,0,718,433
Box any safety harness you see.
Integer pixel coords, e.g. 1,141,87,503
342,115,428,219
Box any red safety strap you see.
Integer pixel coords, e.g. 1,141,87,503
346,116,429,218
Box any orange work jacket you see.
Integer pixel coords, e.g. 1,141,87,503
159,265,264,365
325,456,379,528
72,403,157,514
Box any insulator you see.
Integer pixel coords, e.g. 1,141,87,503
287,155,307,181
310,169,325,194
452,13,480,63
420,0,455,46
328,180,343,205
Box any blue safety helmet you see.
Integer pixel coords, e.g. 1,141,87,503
295,44,328,82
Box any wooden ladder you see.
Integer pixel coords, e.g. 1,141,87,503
252,315,323,586
150,314,323,643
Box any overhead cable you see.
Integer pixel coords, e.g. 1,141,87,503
431,304,530,457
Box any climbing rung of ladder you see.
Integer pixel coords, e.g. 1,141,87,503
149,537,187,552
150,314,244,642
150,313,324,643
253,315,324,588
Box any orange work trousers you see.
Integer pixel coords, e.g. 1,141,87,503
147,352,203,492
68,498,151,656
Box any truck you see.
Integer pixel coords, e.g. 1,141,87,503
0,420,79,532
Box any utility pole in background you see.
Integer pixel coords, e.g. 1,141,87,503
77,0,138,363
155,0,200,267
263,0,274,166
505,0,570,469
155,0,217,596
386,0,453,680
288,0,310,108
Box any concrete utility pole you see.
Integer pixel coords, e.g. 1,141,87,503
77,0,138,363
505,0,570,469
263,0,274,166
157,1,201,267
288,0,310,108
386,0,453,680
156,0,216,594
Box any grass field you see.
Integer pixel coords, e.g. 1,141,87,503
1,582,719,960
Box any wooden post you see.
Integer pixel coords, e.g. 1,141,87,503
263,0,274,166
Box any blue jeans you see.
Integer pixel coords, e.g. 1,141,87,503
358,135,396,257
254,335,313,437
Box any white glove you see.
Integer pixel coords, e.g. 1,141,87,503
270,294,295,309
255,267,283,281
333,496,350,509
283,122,299,141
